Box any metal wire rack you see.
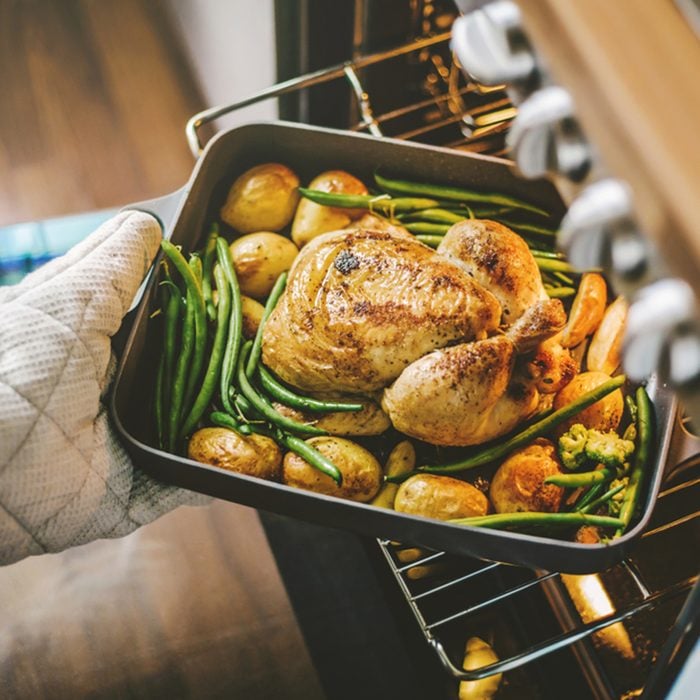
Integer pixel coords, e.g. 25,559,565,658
186,29,700,698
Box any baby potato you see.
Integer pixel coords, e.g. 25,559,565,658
291,170,368,248
490,438,564,514
230,232,299,299
187,427,282,480
394,474,489,521
552,370,624,437
241,295,265,339
283,436,382,502
220,163,300,233
273,398,390,436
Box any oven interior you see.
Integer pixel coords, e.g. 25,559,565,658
188,5,700,697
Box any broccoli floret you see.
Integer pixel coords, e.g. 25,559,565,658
558,423,589,470
584,430,635,468
558,424,635,471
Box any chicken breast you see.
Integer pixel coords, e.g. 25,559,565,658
382,335,539,446
262,228,501,393
437,219,548,324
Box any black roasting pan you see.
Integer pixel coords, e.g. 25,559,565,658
110,121,677,574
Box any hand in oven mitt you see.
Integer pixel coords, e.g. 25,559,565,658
0,211,207,566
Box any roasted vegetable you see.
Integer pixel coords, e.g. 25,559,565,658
490,438,565,514
291,170,368,247
394,474,489,520
459,637,502,700
187,427,282,480
241,295,265,339
558,423,590,470
220,163,300,233
282,436,382,502
552,371,624,437
229,232,298,299
560,272,608,348
558,423,635,472
587,296,628,375
371,441,416,509
273,399,390,436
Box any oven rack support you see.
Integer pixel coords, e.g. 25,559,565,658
185,30,700,698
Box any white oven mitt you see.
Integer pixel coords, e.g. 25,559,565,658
0,210,207,566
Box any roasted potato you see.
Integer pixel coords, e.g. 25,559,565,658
459,637,502,700
220,163,300,233
560,272,608,348
273,398,390,436
371,441,416,509
291,170,368,248
282,436,382,502
394,474,489,521
229,232,299,299
241,295,265,339
587,295,628,375
552,370,624,436
187,427,282,480
490,438,564,514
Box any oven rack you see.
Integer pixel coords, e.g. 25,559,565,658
376,466,699,689
185,29,700,698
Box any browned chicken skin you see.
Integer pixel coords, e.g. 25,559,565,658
437,219,548,325
262,221,571,446
262,228,501,393
381,335,540,446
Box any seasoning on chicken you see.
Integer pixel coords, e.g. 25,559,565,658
261,228,502,393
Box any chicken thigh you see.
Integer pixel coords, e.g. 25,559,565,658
262,228,501,393
382,335,539,447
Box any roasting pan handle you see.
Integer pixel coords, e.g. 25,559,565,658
110,187,188,357
122,186,188,239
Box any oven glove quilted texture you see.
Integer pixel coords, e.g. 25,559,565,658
0,211,207,566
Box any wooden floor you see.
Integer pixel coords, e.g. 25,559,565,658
0,2,325,698
0,0,202,225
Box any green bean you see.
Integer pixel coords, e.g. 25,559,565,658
415,235,445,248
374,172,550,218
536,258,577,274
578,483,627,515
402,375,626,479
216,236,243,416
246,272,287,379
498,220,557,237
616,386,654,536
298,187,439,215
545,286,576,299
182,255,207,413
180,264,232,437
209,410,254,437
258,364,363,413
238,341,328,437
573,482,605,512
531,249,566,260
201,223,219,322
552,271,575,287
154,354,165,449
168,290,195,450
278,433,342,485
161,242,208,413
545,469,613,487
401,208,465,225
404,222,450,236
450,511,623,531
159,275,180,448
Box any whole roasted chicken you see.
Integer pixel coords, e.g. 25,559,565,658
262,220,569,447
